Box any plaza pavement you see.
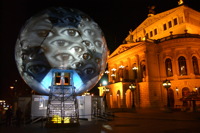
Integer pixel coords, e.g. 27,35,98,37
1,109,200,133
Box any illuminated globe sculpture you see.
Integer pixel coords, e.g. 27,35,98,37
15,7,108,95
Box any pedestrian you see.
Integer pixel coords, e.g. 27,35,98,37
16,107,23,127
0,106,3,122
5,106,13,127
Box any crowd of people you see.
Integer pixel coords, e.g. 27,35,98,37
0,105,23,127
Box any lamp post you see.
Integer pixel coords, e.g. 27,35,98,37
162,79,171,108
176,87,179,95
119,65,125,81
129,83,136,108
132,66,138,81
102,80,108,86
132,65,138,108
195,87,198,94
111,68,116,82
102,80,109,111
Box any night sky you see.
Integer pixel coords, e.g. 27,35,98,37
0,0,199,100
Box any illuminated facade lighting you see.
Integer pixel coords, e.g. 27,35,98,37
119,65,125,69
102,80,108,86
132,66,138,70
176,87,179,92
111,68,116,71
111,74,115,77
105,70,109,74
102,3,200,109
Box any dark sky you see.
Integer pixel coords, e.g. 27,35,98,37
0,0,199,99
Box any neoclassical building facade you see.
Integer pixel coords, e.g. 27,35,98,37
99,3,200,110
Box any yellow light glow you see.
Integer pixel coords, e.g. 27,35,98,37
10,86,14,89
82,92,90,96
52,115,62,123
178,0,184,5
132,66,138,70
51,115,71,124
63,117,70,123
111,74,115,77
105,70,109,74
119,65,125,69
111,68,116,71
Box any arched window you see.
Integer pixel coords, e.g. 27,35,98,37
192,56,199,75
178,56,187,76
165,58,173,77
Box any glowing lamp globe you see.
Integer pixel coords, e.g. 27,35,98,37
15,7,108,95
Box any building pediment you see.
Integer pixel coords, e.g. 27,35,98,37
109,43,142,58
134,6,183,33
125,5,200,43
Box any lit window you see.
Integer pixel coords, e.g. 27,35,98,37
55,72,61,85
178,56,187,76
168,21,172,28
146,33,149,39
173,18,178,26
154,29,157,35
192,56,199,75
54,72,70,85
165,58,173,77
163,24,167,31
150,31,153,37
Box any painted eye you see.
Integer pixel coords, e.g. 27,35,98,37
83,53,91,60
51,40,70,47
82,40,91,47
94,40,102,47
37,30,52,37
70,46,83,53
92,23,100,29
95,58,101,64
65,17,77,23
81,15,90,21
63,29,79,37
27,64,47,75
84,68,94,75
84,29,95,36
71,62,82,68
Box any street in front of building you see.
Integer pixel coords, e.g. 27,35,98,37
1,109,200,133
108,109,200,133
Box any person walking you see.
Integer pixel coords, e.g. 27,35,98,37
5,106,13,127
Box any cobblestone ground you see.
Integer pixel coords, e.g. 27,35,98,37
1,109,200,133
107,109,200,133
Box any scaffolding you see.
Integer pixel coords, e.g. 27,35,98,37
46,70,79,127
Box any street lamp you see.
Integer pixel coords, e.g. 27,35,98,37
105,70,109,74
102,80,107,86
102,80,109,111
162,79,171,108
132,66,138,80
176,87,179,95
119,65,125,81
111,68,116,82
129,83,136,108
132,66,138,70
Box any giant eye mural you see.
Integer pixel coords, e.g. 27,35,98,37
15,7,108,95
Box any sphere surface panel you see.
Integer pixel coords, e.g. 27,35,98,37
15,7,108,95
